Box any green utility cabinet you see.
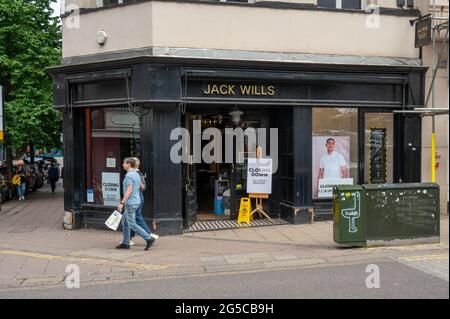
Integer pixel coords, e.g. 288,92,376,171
364,183,440,244
333,185,365,246
333,183,440,247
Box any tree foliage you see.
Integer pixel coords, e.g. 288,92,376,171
0,0,61,154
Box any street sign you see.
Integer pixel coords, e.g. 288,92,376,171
415,16,432,48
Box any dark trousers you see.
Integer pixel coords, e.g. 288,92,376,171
49,179,57,192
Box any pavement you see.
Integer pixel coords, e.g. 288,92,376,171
0,181,448,292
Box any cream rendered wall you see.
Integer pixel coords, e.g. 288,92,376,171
63,1,419,58
150,1,417,57
62,1,153,58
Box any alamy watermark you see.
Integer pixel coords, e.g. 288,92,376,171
365,4,381,29
365,264,380,289
65,264,80,289
170,120,279,173
64,4,80,29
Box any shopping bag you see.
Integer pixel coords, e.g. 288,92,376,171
105,210,122,231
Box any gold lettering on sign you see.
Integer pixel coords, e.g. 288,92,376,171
203,84,237,95
203,84,276,96
240,85,251,95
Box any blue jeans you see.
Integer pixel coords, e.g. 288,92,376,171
122,204,151,245
130,193,151,238
17,183,26,198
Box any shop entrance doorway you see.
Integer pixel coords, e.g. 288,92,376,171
182,107,270,229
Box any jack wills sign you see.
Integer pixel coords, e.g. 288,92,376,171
185,80,282,100
203,84,276,97
183,77,402,103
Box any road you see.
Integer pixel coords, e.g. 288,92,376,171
1,257,448,299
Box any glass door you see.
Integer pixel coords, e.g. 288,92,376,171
362,112,394,184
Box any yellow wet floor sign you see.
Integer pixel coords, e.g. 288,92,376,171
238,198,253,224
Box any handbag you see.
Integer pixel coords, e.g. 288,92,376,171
105,210,122,231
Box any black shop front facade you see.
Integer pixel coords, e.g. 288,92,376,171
48,57,425,235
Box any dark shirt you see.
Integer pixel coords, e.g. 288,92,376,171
48,167,59,180
20,174,27,184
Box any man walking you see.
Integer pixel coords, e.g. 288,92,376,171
48,163,59,193
116,157,155,251
127,158,159,246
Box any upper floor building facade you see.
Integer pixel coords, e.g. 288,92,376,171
60,0,422,66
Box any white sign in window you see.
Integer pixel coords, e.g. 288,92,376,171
246,158,272,194
106,157,116,168
87,188,94,203
318,178,353,198
102,173,121,206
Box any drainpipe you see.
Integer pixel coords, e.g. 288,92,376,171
431,0,436,183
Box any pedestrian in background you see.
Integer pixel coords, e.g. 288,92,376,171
47,163,59,193
13,166,27,200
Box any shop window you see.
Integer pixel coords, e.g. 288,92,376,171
312,108,358,199
86,107,141,206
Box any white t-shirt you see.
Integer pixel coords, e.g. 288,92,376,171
319,151,347,178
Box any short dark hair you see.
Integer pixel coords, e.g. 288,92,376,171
123,157,136,168
326,137,336,144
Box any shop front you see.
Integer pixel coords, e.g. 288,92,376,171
49,57,425,235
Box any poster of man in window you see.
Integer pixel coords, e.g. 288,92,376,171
312,136,353,198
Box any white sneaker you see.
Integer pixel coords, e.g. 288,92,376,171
119,240,135,246
150,234,159,240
